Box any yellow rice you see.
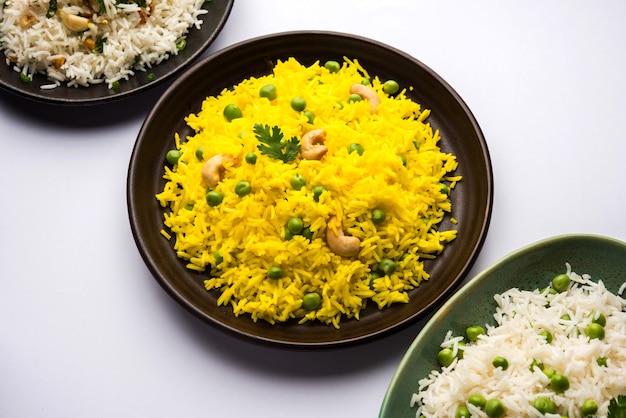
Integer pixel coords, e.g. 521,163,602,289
156,57,461,328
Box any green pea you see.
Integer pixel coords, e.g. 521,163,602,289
176,39,186,51
205,190,223,207
214,251,223,265
361,77,371,86
551,273,571,293
369,271,382,290
223,104,243,122
147,73,155,82
530,359,544,371
301,227,313,241
492,356,509,370
541,330,553,343
550,373,570,393
585,322,605,340
455,406,470,418
245,152,257,164
466,325,485,341
347,143,364,155
19,72,31,83
234,181,251,197
347,93,362,103
291,174,306,190
589,311,606,327
541,286,558,295
580,399,598,416
259,84,277,100
312,185,325,202
287,217,304,235
383,79,400,95
302,292,321,310
532,397,556,414
291,96,307,111
485,398,505,418
378,258,396,276
184,203,194,211
597,356,608,367
195,146,204,161
437,348,455,367
456,342,466,359
468,394,486,410
166,149,182,165
303,110,315,124
543,368,556,379
371,209,386,224
267,266,284,279
324,60,340,73
440,183,450,195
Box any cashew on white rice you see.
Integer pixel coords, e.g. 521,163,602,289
350,84,381,113
326,216,360,257
202,154,236,187
300,129,328,160
59,9,93,32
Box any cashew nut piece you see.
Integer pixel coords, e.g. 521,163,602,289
19,14,37,29
326,216,360,257
60,9,93,32
300,129,328,160
202,154,236,188
350,84,381,113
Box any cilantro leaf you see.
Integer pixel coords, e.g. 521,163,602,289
608,395,626,418
254,124,300,163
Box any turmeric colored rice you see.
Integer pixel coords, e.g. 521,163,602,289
156,57,461,328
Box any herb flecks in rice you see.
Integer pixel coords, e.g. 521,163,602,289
156,58,461,328
0,0,207,88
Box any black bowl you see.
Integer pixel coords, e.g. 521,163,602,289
0,0,233,105
127,31,493,348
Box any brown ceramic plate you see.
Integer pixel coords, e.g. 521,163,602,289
0,0,233,105
127,31,493,348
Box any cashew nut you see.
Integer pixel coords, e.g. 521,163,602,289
60,9,93,32
300,129,328,160
326,216,360,257
201,154,236,187
51,56,66,69
350,84,381,113
19,14,37,29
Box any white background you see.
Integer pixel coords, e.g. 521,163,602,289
2,1,626,417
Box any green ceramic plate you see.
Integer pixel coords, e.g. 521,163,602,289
379,234,626,418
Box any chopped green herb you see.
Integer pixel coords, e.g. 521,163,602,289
19,72,31,83
46,0,57,18
608,395,626,418
147,73,155,82
95,0,106,13
176,39,187,51
94,36,107,54
254,124,300,163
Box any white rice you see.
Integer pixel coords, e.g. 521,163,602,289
0,0,207,88
411,264,626,417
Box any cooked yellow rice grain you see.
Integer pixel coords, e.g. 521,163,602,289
156,57,460,328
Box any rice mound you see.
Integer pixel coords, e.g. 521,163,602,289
156,57,460,328
412,264,626,417
0,0,206,88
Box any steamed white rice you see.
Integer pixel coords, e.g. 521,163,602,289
0,0,207,88
412,264,626,417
